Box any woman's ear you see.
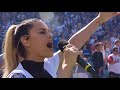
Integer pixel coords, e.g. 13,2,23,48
20,35,30,47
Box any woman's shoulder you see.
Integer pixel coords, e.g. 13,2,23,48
7,69,27,78
7,63,33,78
9,72,26,78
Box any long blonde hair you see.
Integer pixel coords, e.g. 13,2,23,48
2,25,18,78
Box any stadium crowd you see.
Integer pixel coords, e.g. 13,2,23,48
0,12,120,78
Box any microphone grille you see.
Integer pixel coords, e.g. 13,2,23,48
57,40,68,52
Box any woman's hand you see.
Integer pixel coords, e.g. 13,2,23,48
57,44,80,78
63,44,79,69
98,12,120,24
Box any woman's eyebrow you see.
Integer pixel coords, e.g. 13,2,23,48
37,28,50,31
37,28,46,31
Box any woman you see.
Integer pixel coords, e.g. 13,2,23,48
2,12,120,78
102,41,111,77
102,41,111,64
2,19,79,78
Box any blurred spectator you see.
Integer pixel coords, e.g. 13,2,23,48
107,47,120,78
102,41,111,77
110,33,118,49
96,29,105,41
102,41,111,65
113,39,120,54
90,39,99,53
91,42,104,78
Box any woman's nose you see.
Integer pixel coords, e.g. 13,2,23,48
48,32,53,39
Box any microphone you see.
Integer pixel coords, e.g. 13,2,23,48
57,40,98,78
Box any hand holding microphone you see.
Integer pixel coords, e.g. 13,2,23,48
58,40,99,78
62,43,80,70
57,40,80,78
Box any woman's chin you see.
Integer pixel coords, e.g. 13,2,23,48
47,53,53,58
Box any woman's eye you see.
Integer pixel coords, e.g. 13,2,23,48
39,31,46,34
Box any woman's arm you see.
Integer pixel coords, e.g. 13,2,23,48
68,12,120,49
57,12,120,78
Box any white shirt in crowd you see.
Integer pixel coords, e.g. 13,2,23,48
108,54,120,74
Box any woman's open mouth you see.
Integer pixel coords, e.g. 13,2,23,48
47,43,53,51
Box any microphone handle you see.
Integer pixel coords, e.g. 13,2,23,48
77,55,99,78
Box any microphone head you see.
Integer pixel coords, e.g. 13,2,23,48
57,40,69,52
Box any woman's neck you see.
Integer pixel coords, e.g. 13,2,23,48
24,55,45,62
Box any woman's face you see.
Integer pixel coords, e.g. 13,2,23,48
27,20,53,59
105,42,110,48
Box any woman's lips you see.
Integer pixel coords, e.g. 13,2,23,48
47,43,53,49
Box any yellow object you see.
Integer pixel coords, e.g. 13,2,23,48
85,64,91,71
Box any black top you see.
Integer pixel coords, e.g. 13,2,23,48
21,60,53,78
